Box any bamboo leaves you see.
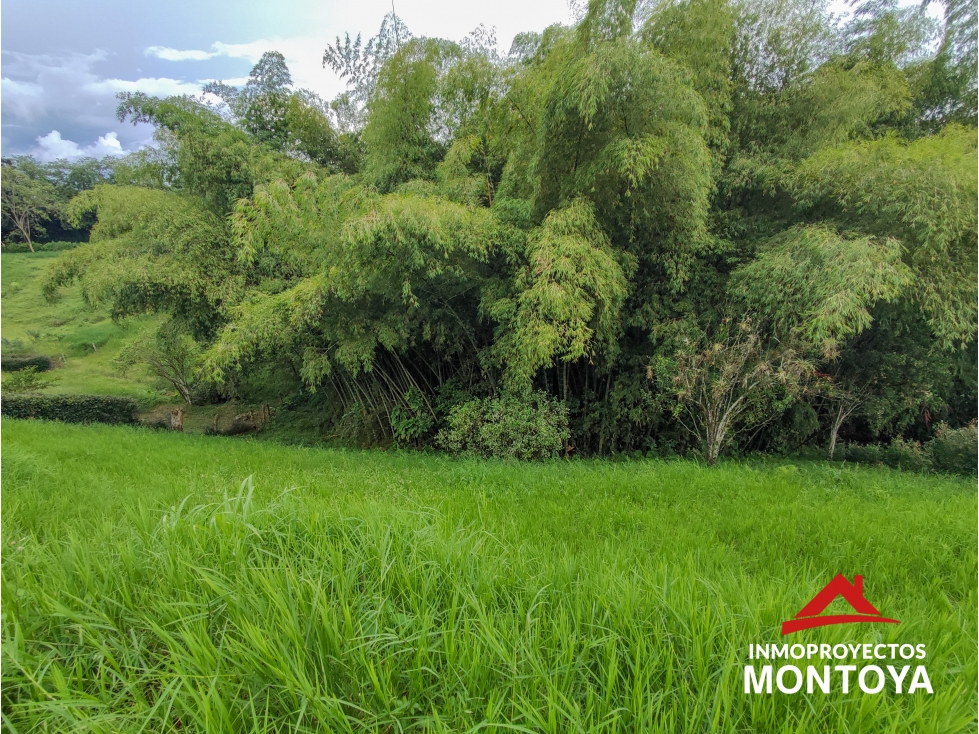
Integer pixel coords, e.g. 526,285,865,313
488,200,629,387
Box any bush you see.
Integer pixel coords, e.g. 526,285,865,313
838,440,928,472
881,436,930,473
437,391,569,460
927,422,978,476
838,443,882,465
2,394,137,425
2,367,57,394
390,387,435,447
834,427,977,477
1,355,52,372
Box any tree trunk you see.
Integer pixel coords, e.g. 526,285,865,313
705,417,723,465
828,405,844,460
14,214,34,252
706,436,721,465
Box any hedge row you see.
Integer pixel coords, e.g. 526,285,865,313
1,355,53,372
1,394,138,425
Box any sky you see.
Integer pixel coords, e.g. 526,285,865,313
1,0,573,160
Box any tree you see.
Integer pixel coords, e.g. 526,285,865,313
116,321,203,404
323,11,413,131
2,366,57,394
1,165,61,251
43,184,238,337
729,224,912,359
814,375,866,459
485,199,630,389
667,320,812,464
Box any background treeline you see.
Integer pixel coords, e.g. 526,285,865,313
24,0,978,461
1,156,116,249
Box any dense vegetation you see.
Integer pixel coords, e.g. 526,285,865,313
3,420,976,731
14,0,979,461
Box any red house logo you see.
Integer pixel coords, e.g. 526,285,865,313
782,574,900,635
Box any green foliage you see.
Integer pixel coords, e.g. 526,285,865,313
437,389,570,459
1,156,115,245
927,421,978,475
116,93,311,213
323,11,413,131
487,199,629,386
730,225,911,358
834,424,977,476
389,386,435,445
116,319,204,404
668,319,813,464
210,178,507,385
880,435,931,472
1,394,137,424
362,39,459,190
1,367,57,394
1,240,81,253
0,165,62,249
790,126,978,345
43,185,238,335
529,36,713,283
1,355,52,372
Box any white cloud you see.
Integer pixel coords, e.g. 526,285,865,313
87,76,204,97
1,48,192,155
32,130,131,162
0,50,199,124
1,77,46,118
145,37,341,99
146,45,219,62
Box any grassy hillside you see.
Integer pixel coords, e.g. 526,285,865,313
1,253,269,430
3,419,976,732
1,252,163,402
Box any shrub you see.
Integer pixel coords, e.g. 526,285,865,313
390,387,435,447
1,394,138,425
2,367,58,394
1,355,52,372
838,443,882,465
881,436,931,473
437,390,569,460
927,422,978,476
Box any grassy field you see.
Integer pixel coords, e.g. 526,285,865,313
2,419,976,732
1,252,163,403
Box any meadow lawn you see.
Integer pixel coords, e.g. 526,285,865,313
2,419,976,732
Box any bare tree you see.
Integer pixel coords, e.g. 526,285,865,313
669,319,813,465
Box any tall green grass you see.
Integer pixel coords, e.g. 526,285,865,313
2,420,976,732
